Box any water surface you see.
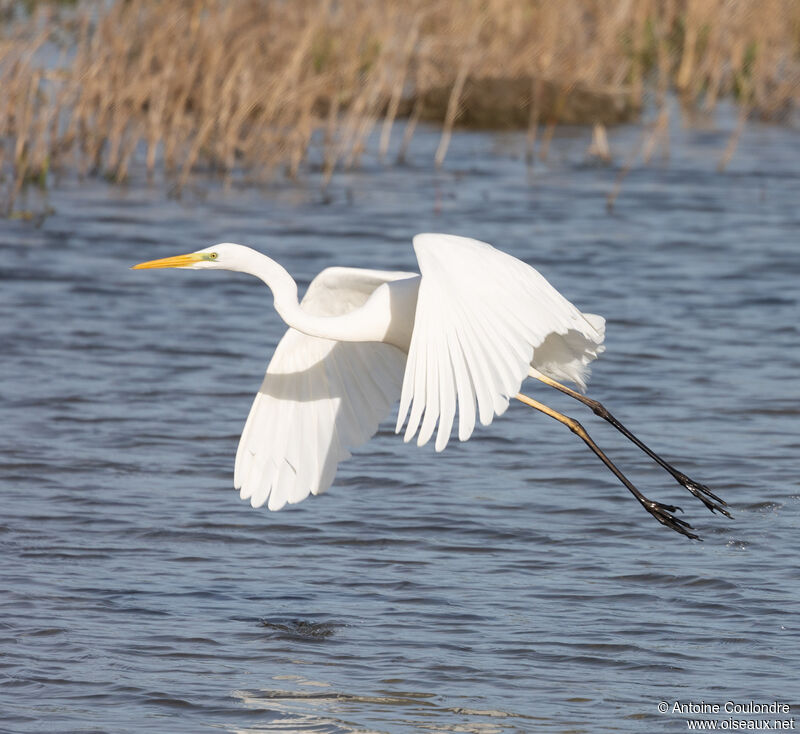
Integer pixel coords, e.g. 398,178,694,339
1,114,799,732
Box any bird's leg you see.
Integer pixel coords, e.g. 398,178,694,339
514,392,700,540
528,368,730,518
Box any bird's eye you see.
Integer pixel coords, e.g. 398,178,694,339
209,252,218,260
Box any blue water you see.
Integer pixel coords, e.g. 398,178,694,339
1,115,799,733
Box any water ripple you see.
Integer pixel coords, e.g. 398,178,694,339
1,121,798,733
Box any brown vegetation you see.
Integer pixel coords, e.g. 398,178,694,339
1,0,798,214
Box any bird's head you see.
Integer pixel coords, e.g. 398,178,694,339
132,243,251,271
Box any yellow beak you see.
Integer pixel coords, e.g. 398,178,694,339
131,252,204,270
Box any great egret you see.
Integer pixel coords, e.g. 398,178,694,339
133,233,729,540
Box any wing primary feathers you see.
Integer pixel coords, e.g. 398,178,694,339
435,325,460,451
417,314,443,447
398,233,605,447
445,314,477,442
403,307,429,442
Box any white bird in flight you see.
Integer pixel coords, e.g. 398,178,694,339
133,233,729,540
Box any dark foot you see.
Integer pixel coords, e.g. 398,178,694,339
674,472,732,518
642,499,700,541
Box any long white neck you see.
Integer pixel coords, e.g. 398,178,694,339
241,253,303,328
233,249,394,344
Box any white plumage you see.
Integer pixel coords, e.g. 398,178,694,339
134,234,605,511
398,234,604,452
134,232,728,540
234,268,411,510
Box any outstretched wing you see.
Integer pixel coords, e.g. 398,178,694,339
396,233,605,452
235,267,413,511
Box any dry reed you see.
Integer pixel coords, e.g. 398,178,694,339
1,0,798,214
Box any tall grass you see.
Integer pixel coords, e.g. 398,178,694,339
1,0,798,214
